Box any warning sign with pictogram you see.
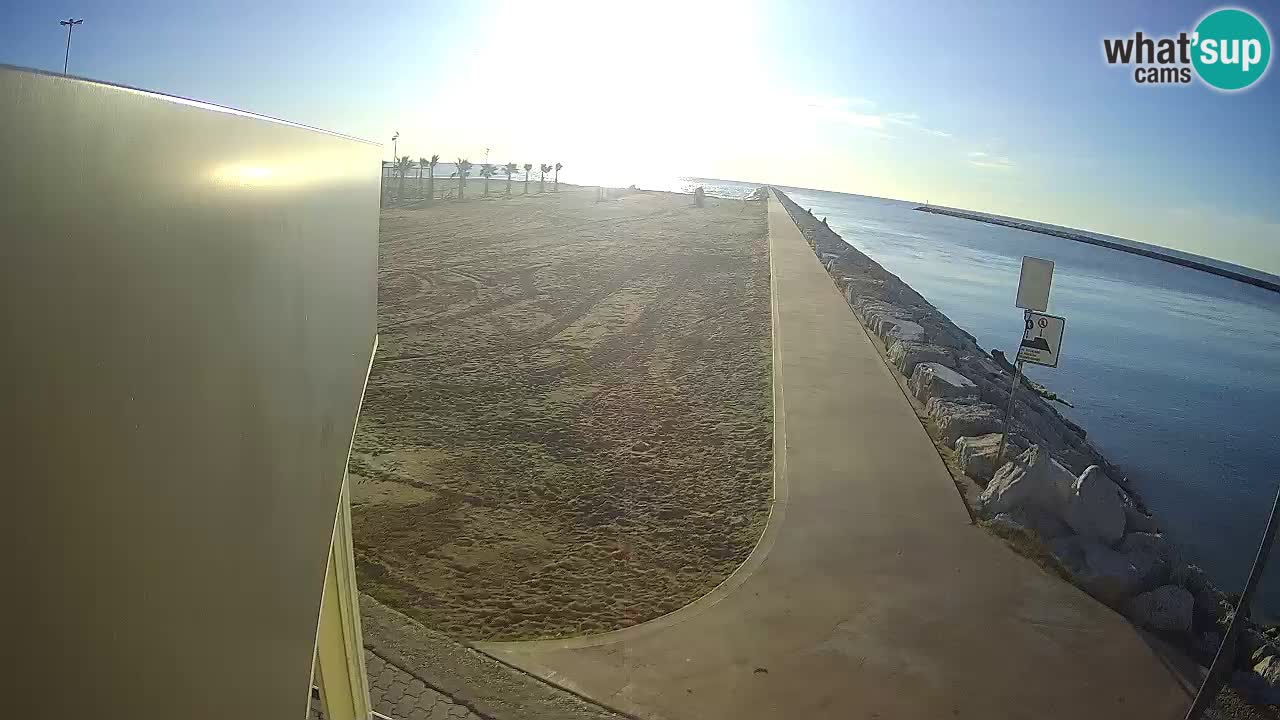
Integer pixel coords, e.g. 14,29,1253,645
1016,312,1066,367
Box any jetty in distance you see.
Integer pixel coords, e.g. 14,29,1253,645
916,204,1280,293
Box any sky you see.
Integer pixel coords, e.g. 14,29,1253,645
3,0,1278,274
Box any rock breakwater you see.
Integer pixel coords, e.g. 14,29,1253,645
771,188,1280,698
916,205,1280,294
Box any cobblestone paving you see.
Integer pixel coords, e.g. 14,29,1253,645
366,650,484,720
310,650,485,720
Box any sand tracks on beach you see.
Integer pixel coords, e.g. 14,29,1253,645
350,189,772,640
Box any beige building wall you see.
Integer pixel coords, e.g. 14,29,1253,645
1,65,380,719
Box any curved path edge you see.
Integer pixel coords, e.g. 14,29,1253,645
475,198,788,653
473,190,1189,720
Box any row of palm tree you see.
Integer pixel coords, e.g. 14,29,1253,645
420,154,439,198
391,157,562,201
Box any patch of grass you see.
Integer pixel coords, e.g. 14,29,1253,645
979,518,1074,584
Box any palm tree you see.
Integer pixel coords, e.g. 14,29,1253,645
426,154,439,201
522,163,533,195
395,156,412,199
553,162,563,191
455,158,472,199
539,164,551,193
417,157,429,197
479,163,495,196
503,162,517,195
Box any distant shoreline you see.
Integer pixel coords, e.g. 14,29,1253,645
915,205,1280,294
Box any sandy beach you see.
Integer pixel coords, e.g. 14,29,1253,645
350,186,773,640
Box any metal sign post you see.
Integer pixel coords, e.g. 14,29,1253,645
998,258,1065,465
996,310,1031,464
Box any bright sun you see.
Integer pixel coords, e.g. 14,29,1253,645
412,0,768,183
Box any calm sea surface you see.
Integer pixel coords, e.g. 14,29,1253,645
663,176,1280,616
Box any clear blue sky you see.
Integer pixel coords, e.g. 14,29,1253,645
3,0,1277,273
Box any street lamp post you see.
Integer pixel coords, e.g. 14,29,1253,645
59,18,83,75
389,132,399,181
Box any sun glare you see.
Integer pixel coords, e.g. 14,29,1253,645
400,0,768,182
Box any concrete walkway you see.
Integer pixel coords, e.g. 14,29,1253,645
476,192,1189,719
360,594,626,720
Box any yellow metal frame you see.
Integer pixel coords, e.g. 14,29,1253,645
310,336,379,719
313,473,372,720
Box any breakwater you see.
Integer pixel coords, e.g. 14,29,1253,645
773,188,1280,701
915,205,1280,294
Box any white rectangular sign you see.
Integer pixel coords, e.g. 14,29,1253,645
1016,256,1054,312
1017,311,1066,367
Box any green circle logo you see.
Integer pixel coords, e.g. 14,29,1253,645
1193,8,1271,90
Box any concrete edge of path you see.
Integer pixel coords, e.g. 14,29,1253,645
472,197,786,655
360,592,630,720
770,191,983,523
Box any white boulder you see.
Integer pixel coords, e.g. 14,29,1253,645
850,294,883,312
1049,535,1146,608
1062,465,1126,545
859,302,910,334
888,341,955,375
868,311,908,336
910,362,978,404
927,398,1004,446
1124,585,1194,633
955,432,1027,483
1256,656,1280,688
881,318,925,344
976,445,1072,519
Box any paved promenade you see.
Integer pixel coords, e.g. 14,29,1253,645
475,190,1189,719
